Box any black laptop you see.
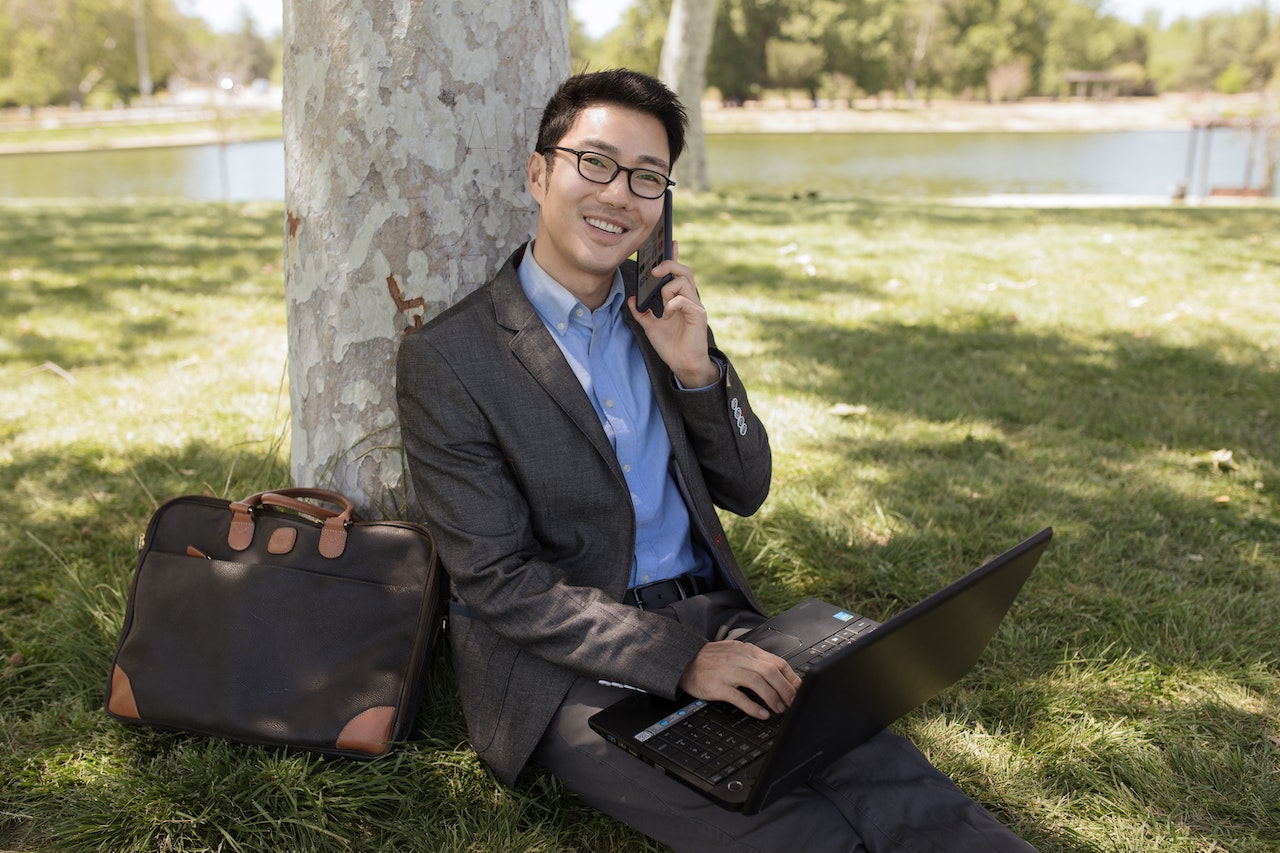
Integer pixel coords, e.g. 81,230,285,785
589,527,1052,815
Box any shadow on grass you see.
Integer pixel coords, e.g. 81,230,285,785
702,192,1280,239
0,435,661,852
755,309,1278,455
719,299,1279,850
0,201,284,371
735,302,1279,657
5,197,1278,851
0,438,288,665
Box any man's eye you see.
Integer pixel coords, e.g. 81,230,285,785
582,155,612,169
636,171,665,185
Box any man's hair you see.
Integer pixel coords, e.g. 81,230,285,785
535,69,688,167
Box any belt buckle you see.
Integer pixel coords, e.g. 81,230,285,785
629,576,691,611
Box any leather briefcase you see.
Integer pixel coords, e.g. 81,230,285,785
105,487,445,759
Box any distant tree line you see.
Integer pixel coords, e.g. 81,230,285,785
5,0,1276,109
0,0,279,108
575,0,1280,102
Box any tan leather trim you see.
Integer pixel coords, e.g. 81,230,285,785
335,706,395,755
227,502,255,551
267,527,297,554
318,518,347,558
107,665,141,719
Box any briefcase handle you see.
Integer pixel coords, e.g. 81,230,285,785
227,488,355,559
258,488,355,522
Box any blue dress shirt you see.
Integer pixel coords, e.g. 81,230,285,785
518,247,712,588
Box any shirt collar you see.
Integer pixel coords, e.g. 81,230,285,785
518,242,626,337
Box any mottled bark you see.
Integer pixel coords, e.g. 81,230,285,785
283,0,570,516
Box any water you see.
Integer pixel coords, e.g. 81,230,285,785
0,130,1266,201
709,130,1262,197
0,140,284,200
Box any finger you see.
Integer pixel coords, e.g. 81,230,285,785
721,651,797,718
746,660,799,714
713,675,776,721
651,259,692,288
652,276,704,321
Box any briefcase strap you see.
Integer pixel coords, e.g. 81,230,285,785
227,488,355,559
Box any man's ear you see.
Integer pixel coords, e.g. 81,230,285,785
527,151,547,206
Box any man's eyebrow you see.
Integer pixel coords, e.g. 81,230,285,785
578,137,670,172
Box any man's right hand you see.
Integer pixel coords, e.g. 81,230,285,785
677,640,802,720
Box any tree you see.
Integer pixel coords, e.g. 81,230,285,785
708,0,793,102
282,0,570,516
222,15,275,84
0,0,233,107
904,0,944,102
659,0,720,191
593,0,672,75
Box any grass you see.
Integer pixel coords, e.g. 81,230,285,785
0,109,282,152
2,195,1278,851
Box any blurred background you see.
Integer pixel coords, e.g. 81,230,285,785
1,0,1276,201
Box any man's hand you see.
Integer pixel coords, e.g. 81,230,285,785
678,640,802,720
628,242,720,388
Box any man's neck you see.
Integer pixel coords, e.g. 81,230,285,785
528,240,615,311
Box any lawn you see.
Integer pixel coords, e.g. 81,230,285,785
0,109,282,153
1,196,1277,852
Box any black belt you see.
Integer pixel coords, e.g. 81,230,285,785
624,573,709,610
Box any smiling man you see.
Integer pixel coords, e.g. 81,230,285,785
396,69,1035,852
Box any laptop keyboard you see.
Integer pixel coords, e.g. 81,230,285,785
636,615,878,786
789,615,877,675
645,700,777,784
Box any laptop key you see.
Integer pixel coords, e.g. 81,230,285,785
668,749,707,772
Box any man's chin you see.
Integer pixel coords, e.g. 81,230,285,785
580,244,636,275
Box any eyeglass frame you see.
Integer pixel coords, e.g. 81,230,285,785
541,146,675,199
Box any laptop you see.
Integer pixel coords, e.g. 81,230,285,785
589,527,1052,815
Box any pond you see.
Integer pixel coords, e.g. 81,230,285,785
708,130,1264,198
0,129,1266,201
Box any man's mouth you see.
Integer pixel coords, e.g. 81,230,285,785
585,216,626,235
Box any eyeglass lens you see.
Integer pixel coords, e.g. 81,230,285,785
573,150,669,199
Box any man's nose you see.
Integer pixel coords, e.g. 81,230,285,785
597,173,635,205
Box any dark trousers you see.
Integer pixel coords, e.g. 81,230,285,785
533,592,1037,853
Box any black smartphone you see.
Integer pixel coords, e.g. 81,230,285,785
635,189,673,317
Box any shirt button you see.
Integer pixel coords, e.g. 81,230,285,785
557,322,566,331
605,399,615,408
622,464,631,473
575,308,585,317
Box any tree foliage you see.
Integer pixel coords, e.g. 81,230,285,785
6,0,1276,108
0,0,280,108
572,0,1279,100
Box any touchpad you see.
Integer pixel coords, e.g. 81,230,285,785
749,628,803,657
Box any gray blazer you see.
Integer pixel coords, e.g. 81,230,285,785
395,245,772,785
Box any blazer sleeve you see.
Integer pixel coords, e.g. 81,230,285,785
396,325,708,699
672,342,772,519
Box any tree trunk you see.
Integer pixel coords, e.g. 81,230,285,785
283,0,569,517
906,0,940,104
659,0,719,192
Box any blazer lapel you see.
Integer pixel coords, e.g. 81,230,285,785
489,249,622,476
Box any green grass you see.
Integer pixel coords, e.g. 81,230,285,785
2,196,1278,851
0,110,282,152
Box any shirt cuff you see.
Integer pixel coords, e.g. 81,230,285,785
674,355,726,392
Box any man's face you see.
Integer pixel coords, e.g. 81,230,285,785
527,104,671,302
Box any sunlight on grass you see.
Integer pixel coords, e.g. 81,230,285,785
3,196,1278,852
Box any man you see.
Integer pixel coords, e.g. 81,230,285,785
396,69,1034,852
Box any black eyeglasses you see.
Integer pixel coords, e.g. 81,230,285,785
543,146,674,199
